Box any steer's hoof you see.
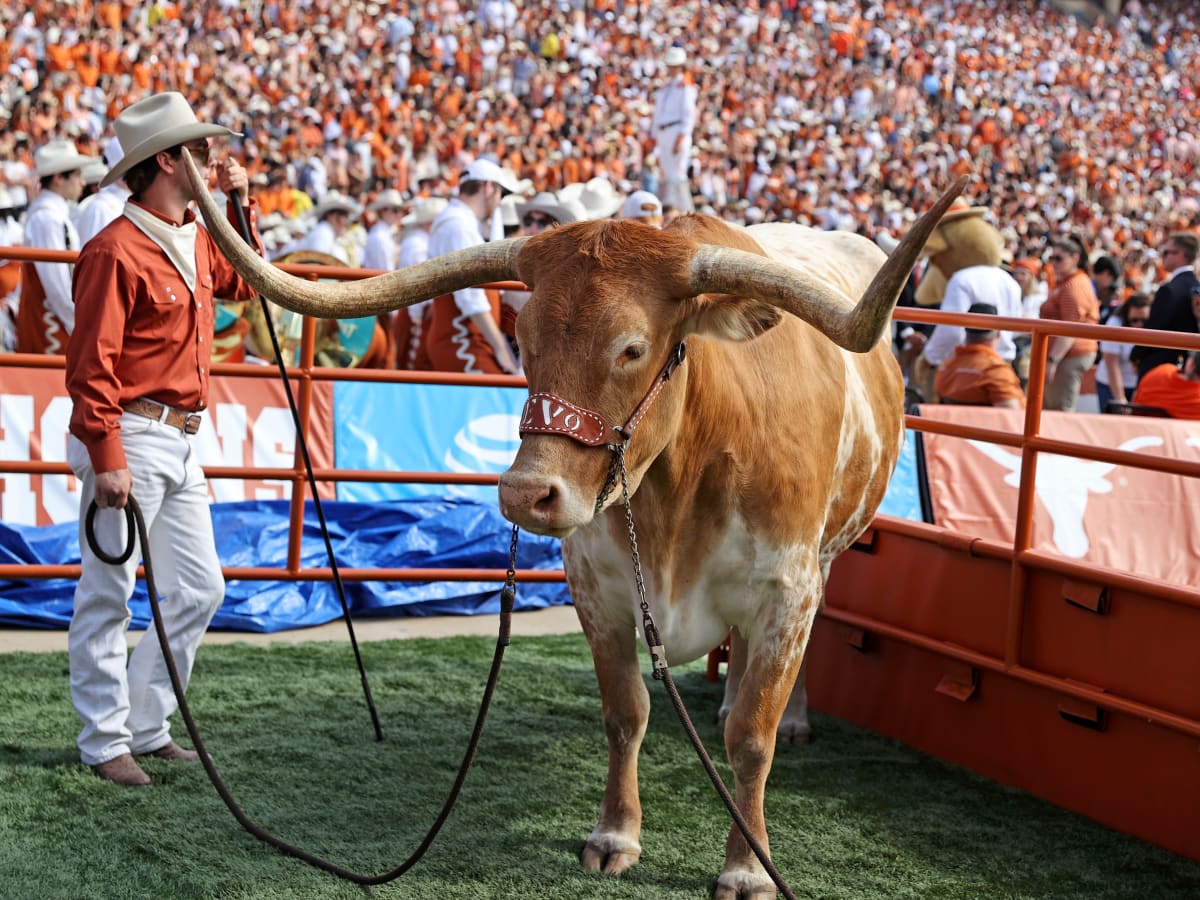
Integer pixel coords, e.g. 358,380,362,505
580,830,641,876
777,715,812,745
714,867,777,899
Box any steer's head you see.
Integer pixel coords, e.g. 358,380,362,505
184,150,964,538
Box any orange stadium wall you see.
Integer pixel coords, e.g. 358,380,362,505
0,366,335,527
806,405,1200,864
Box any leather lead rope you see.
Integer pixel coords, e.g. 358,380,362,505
228,193,384,741
86,500,519,885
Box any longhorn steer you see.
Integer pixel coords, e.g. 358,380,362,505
186,151,962,898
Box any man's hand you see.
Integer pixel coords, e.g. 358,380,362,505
214,158,249,197
94,469,133,509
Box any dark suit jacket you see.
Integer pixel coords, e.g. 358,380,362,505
1133,269,1199,377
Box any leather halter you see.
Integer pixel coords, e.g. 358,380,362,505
518,342,687,448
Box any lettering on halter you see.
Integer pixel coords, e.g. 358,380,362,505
518,342,688,448
519,393,610,446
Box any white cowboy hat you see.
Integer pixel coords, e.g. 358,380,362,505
460,157,520,194
558,181,585,204
81,158,109,186
102,134,124,168
515,191,586,226
619,190,663,220
400,196,448,226
34,139,97,177
367,188,406,213
664,45,687,67
578,177,624,220
310,192,363,220
100,92,239,188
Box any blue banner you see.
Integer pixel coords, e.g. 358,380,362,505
334,381,527,504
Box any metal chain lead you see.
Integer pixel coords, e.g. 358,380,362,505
616,444,668,679
611,451,798,900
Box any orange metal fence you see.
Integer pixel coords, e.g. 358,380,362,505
3,245,1197,596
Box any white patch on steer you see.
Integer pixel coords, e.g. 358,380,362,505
570,512,814,666
820,350,887,558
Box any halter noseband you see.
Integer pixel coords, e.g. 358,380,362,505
518,342,687,448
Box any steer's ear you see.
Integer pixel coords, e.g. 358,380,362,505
682,294,783,342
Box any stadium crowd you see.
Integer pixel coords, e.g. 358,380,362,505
0,0,1198,355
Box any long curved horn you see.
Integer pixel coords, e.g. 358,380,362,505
183,149,526,318
687,177,967,352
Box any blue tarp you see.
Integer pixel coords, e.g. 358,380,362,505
0,498,571,632
0,426,923,633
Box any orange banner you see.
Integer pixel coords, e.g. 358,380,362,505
0,367,334,527
918,405,1200,585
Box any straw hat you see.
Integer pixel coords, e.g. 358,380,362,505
400,196,448,227
937,196,987,224
34,139,97,177
100,92,239,188
515,191,586,225
367,188,406,213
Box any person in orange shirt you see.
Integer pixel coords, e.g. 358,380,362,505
65,92,264,788
1133,352,1200,419
1041,237,1101,411
934,303,1026,409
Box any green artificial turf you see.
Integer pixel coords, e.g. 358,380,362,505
1,632,1196,899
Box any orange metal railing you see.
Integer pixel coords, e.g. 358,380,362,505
2,245,1198,620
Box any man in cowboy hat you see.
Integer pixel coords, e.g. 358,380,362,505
71,136,131,247
273,191,363,264
393,195,448,369
496,190,588,365
361,188,406,272
424,157,521,375
15,138,96,354
64,91,264,787
650,44,697,213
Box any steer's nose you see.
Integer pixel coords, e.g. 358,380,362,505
498,472,570,533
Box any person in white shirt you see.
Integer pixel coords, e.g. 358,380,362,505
393,195,448,369
361,188,405,271
425,158,520,375
650,45,697,213
272,192,362,263
16,138,96,354
921,264,1024,369
71,136,131,247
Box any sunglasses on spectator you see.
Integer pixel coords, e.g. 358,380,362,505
174,142,212,165
1047,254,1067,262
1127,315,1149,325
522,213,555,228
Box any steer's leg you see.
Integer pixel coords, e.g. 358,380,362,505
572,579,649,876
721,630,811,745
715,595,817,900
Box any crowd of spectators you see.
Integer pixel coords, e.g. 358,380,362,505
1,1,1198,313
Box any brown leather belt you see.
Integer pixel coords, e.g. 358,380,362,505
123,398,203,435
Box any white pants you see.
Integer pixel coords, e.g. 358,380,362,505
67,413,223,766
655,132,694,212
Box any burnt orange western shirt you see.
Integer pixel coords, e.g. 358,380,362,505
66,200,262,474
